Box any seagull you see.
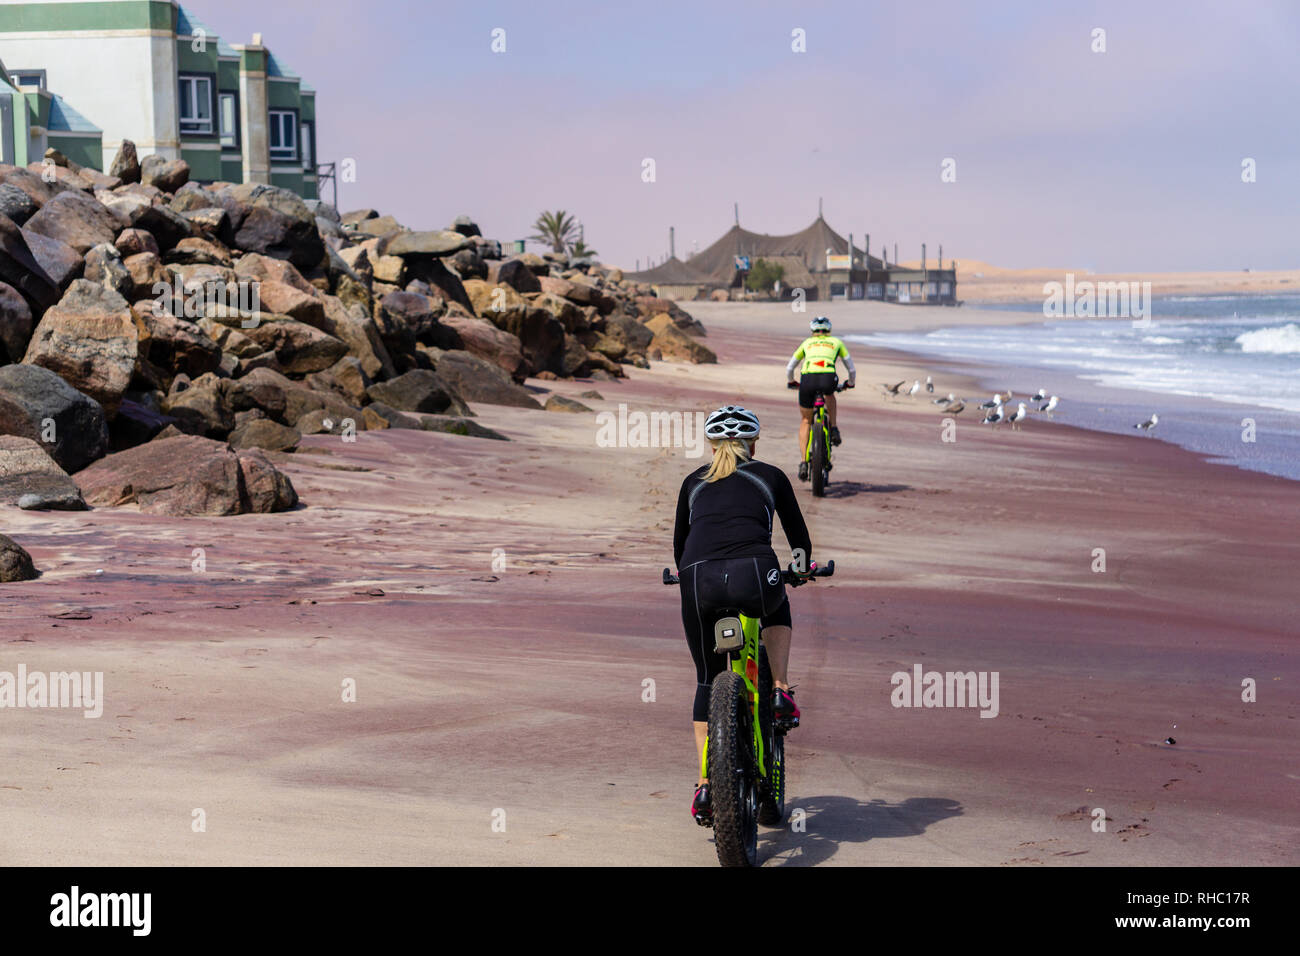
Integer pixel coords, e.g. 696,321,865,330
1036,395,1058,417
981,403,1004,427
932,392,956,405
979,393,1003,409
1007,402,1028,430
945,400,965,415
1030,388,1048,403
907,379,921,399
925,376,934,393
1134,414,1159,434
881,380,907,398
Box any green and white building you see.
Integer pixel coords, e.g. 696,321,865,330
0,0,318,198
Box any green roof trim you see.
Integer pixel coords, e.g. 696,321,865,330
0,1,173,33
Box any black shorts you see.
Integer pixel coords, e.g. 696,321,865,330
679,555,792,722
798,372,838,409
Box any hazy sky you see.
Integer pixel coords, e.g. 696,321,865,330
202,0,1300,272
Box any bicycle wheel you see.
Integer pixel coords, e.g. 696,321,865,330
708,669,759,867
810,422,828,497
757,647,786,826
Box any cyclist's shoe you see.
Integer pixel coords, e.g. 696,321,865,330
774,687,801,732
798,460,809,482
830,426,842,446
691,784,713,827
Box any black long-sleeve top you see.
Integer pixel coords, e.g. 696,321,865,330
673,460,813,570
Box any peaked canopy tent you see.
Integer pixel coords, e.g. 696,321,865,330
669,215,887,287
627,255,715,285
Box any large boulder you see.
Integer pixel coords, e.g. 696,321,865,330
127,202,193,251
0,281,33,363
21,227,84,291
431,351,543,409
109,140,141,184
226,184,325,269
240,317,348,374
22,280,140,417
365,369,468,415
136,306,223,379
75,434,297,515
140,155,190,193
604,313,654,353
503,308,566,376
0,435,86,510
0,363,109,472
228,417,301,452
0,212,61,313
161,372,234,436
0,533,39,582
644,313,716,363
437,313,527,382
22,189,122,254
497,258,542,294
0,183,39,225
384,230,471,258
114,227,160,258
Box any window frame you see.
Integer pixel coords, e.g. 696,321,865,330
178,72,217,137
8,69,46,90
300,119,313,171
268,107,299,163
218,91,240,150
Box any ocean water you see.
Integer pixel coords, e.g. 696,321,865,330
849,294,1300,481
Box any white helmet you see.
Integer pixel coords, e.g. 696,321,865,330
810,316,832,333
704,405,761,440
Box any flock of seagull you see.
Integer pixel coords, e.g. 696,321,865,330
878,376,1160,434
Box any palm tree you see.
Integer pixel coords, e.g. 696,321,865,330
569,239,600,260
529,210,580,253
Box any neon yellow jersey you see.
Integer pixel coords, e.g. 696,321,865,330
791,335,849,375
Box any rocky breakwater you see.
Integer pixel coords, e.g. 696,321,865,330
1,143,712,577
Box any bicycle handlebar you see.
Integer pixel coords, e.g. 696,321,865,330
662,560,835,588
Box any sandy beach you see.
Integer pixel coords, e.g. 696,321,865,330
2,299,1296,866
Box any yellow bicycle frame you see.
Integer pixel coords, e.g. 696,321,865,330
700,613,767,780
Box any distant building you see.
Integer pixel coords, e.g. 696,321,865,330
0,0,318,198
629,213,958,305
0,60,102,166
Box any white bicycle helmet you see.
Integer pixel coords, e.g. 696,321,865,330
810,316,832,333
704,405,761,440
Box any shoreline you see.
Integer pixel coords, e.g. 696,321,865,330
3,299,1297,866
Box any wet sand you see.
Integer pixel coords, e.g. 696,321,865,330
2,299,1296,865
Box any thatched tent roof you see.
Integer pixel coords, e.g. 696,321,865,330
626,255,713,285
672,216,886,286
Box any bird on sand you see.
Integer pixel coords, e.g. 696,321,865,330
945,400,966,414
881,381,907,398
1030,388,1048,403
979,393,1003,409
1134,414,1159,434
907,379,921,399
1037,395,1059,416
1006,402,1028,430
981,403,1004,427
925,376,934,393
933,392,956,405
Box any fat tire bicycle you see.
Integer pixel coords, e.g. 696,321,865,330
663,559,835,867
795,382,850,497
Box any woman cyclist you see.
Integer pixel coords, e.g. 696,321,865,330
673,405,813,826
786,315,856,481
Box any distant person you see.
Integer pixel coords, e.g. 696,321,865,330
786,316,856,480
673,405,812,826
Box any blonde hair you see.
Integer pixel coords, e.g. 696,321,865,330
703,438,753,483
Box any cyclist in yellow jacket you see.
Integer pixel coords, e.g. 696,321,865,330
786,316,856,481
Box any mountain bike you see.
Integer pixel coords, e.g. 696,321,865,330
804,383,849,497
663,559,835,866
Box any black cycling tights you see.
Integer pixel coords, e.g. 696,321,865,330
679,555,791,722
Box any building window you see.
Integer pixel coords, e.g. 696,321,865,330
218,92,239,148
179,74,214,135
300,121,313,170
9,70,45,90
269,109,297,161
